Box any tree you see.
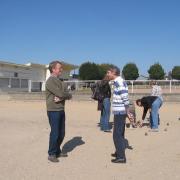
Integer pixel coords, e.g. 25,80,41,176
171,66,180,80
122,63,139,80
79,62,100,80
148,63,165,80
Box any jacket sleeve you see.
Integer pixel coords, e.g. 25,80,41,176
142,106,148,120
46,79,72,100
108,84,111,97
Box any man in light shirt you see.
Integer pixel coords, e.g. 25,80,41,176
107,66,133,163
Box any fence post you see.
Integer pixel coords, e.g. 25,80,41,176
131,81,134,93
170,80,172,93
8,78,11,88
20,79,21,88
28,80,32,92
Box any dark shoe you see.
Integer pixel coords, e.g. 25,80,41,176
111,153,117,157
103,130,111,133
56,152,68,158
48,155,59,162
111,158,126,163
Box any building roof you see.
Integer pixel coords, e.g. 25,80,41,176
0,60,78,71
0,60,28,68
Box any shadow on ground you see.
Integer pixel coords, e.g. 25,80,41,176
62,136,85,154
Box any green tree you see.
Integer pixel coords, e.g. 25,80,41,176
171,66,180,80
148,63,165,80
122,63,139,80
79,62,100,80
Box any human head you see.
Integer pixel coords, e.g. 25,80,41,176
106,66,120,80
136,99,142,106
150,80,157,86
48,61,63,77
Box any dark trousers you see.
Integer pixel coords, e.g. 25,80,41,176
47,111,65,156
113,114,126,159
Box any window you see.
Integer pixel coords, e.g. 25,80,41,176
14,72,18,77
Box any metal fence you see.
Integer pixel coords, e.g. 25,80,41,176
64,80,180,94
1,77,180,94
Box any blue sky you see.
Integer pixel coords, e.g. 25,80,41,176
0,0,180,75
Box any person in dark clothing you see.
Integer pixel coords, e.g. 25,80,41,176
136,96,163,131
99,75,111,132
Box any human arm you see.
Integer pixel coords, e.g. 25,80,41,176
46,78,72,100
142,106,148,120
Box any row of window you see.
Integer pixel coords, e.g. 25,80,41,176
0,78,28,88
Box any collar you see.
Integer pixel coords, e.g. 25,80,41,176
114,76,122,82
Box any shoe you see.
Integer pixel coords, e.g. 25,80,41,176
103,130,111,133
56,152,68,158
111,158,126,163
48,155,59,162
111,153,117,157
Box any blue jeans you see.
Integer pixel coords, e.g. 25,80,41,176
47,111,65,156
100,98,111,131
113,114,126,159
150,97,163,129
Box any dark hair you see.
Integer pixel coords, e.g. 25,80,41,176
48,61,62,73
150,80,157,86
136,99,141,105
108,66,120,76
103,75,110,81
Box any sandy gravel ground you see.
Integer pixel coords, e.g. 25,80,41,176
0,100,180,180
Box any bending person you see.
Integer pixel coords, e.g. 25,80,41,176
136,96,162,132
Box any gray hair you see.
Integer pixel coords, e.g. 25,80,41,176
108,66,120,76
48,61,62,73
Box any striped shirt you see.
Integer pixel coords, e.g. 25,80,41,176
151,85,163,101
112,76,129,115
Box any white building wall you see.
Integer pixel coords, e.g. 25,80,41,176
0,63,46,92
0,62,74,92
0,65,31,78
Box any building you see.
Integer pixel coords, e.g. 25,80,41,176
0,60,78,92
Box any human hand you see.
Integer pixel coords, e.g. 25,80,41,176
127,112,134,123
54,96,62,103
68,94,72,100
136,120,143,127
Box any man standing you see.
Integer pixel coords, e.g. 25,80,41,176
107,66,132,163
46,61,72,162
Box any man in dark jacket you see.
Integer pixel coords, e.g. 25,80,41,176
99,75,111,132
46,61,72,162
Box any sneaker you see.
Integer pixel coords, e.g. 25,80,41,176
56,152,68,158
111,158,126,163
48,155,59,162
103,130,111,133
111,153,117,157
